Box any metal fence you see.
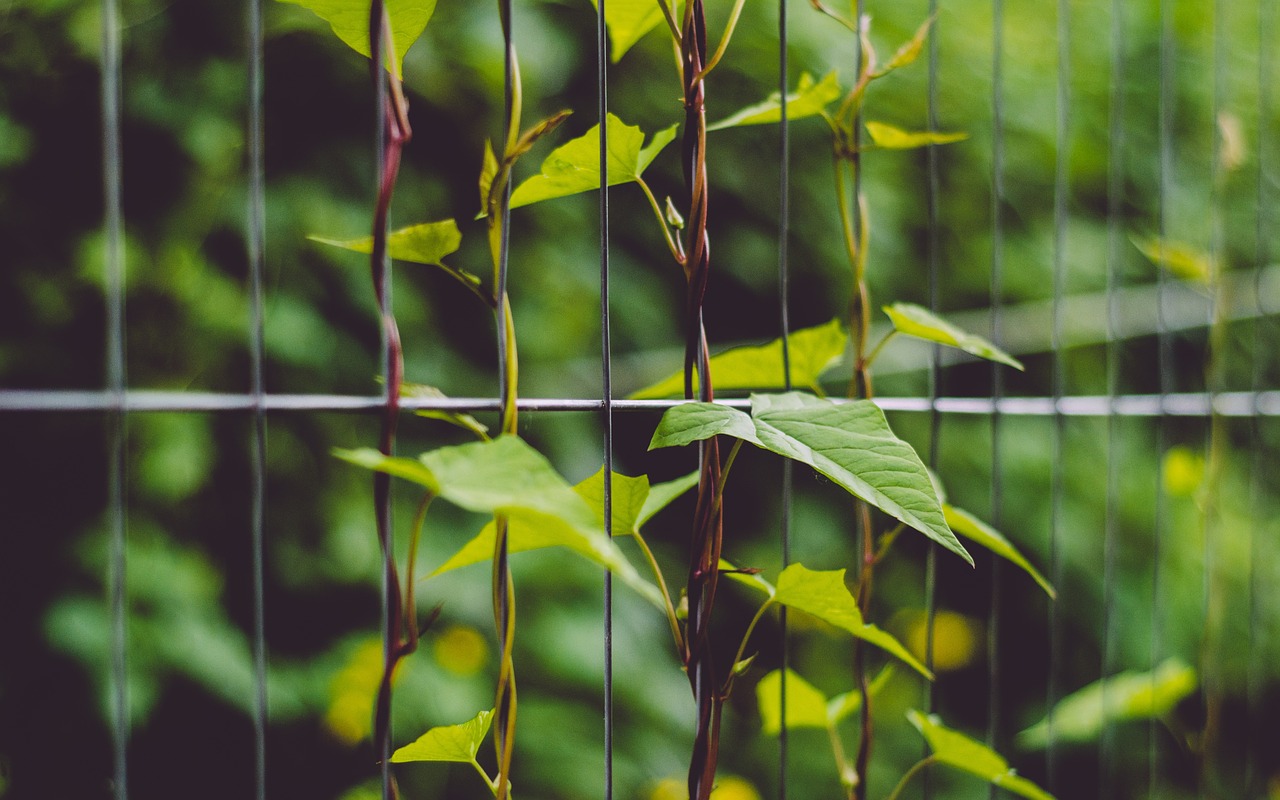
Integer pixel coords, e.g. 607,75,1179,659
1,1,1276,799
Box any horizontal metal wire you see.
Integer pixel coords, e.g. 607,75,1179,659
0,389,1276,416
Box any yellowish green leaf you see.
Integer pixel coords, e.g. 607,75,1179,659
276,0,436,80
391,709,492,763
1132,235,1214,285
588,0,668,62
756,669,829,734
909,711,1055,800
883,303,1023,370
864,121,967,150
707,72,842,131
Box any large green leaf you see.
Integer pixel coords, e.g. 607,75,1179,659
277,0,436,79
650,393,970,564
587,0,668,62
334,437,662,608
943,505,1054,598
391,709,492,764
883,303,1023,370
1016,658,1197,749
756,669,829,734
509,114,676,209
707,72,842,131
864,122,968,150
774,565,931,678
630,319,846,399
908,711,1055,800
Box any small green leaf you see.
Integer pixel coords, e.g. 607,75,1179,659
1132,235,1214,284
587,0,667,62
775,565,931,679
479,140,499,209
707,71,842,131
276,0,436,80
757,669,830,734
908,711,1055,800
630,319,847,399
650,393,969,564
1016,658,1197,749
731,653,758,677
864,121,968,150
402,383,490,440
509,114,676,209
883,303,1023,370
311,219,462,265
391,709,493,763
718,558,776,598
872,16,933,77
944,505,1054,598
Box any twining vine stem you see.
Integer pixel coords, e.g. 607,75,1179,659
366,6,415,800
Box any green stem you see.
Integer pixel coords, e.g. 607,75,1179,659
631,531,685,653
637,177,684,263
721,597,775,695
862,329,897,371
712,438,745,508
655,0,682,43
692,0,748,84
470,758,499,798
883,757,937,800
827,721,857,800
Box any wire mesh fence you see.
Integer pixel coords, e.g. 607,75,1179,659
0,1,1276,799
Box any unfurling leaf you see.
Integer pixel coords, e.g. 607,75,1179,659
1132,235,1214,285
509,114,676,209
650,393,970,564
391,709,493,763
708,72,842,131
276,0,436,80
908,711,1056,800
944,505,1054,598
864,121,968,150
872,15,933,77
774,565,931,678
883,303,1023,370
630,319,847,399
1016,658,1197,749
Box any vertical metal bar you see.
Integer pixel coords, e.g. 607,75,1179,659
1101,0,1125,794
247,0,270,795
100,0,129,796
777,0,792,795
1152,0,1176,792
986,2,1006,792
1046,0,1070,788
922,1,942,795
596,1,614,797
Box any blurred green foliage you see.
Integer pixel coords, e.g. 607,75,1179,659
1,0,1277,799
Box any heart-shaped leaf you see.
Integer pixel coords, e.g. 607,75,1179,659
908,711,1055,800
277,0,436,80
509,114,676,209
883,303,1022,370
774,564,931,678
630,319,847,399
391,709,493,764
708,71,842,131
650,393,970,564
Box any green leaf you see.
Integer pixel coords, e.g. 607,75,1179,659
276,0,436,80
944,505,1054,598
649,393,969,563
340,437,662,608
908,711,1055,800
718,558,776,599
479,140,499,209
400,383,489,440
509,114,676,209
630,319,847,399
774,565,932,679
587,0,667,62
311,219,461,265
1016,658,1197,749
391,709,493,763
1132,235,1214,284
707,71,842,131
883,303,1023,370
574,467,651,536
872,16,933,77
864,121,968,150
756,669,830,734
827,664,895,725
